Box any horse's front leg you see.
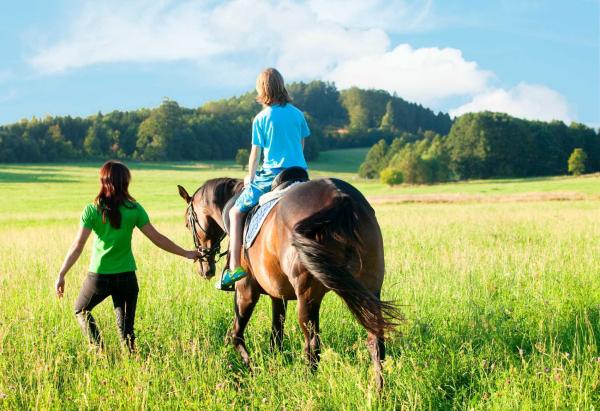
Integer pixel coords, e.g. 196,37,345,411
229,277,260,367
270,296,287,352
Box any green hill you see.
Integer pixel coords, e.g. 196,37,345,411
0,81,450,163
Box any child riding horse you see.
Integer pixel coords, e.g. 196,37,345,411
178,177,401,390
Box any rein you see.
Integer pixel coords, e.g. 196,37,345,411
187,201,228,263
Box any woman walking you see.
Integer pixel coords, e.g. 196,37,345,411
55,160,199,351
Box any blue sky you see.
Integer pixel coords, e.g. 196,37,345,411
0,0,598,126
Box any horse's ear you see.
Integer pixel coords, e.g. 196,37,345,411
177,185,192,203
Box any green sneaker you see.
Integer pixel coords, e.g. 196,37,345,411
216,267,248,291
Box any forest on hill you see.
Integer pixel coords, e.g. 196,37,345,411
359,112,600,184
0,81,451,163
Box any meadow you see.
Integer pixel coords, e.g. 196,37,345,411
1,150,599,409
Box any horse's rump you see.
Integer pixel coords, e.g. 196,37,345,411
287,178,402,334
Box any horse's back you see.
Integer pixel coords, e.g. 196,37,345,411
277,178,376,225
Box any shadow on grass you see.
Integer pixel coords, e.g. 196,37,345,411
0,161,238,174
0,170,78,184
1,157,366,177
128,161,236,172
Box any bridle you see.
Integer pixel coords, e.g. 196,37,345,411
187,201,227,264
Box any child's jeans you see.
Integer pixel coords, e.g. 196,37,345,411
234,167,284,212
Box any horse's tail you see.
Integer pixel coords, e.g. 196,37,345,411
291,189,402,335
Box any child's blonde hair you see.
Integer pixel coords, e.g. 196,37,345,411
255,68,291,106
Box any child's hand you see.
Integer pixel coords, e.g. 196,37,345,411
243,175,252,185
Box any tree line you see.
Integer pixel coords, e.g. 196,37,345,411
0,81,451,163
359,112,600,184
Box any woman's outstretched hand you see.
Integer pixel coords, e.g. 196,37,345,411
185,250,201,261
140,223,201,260
55,275,65,299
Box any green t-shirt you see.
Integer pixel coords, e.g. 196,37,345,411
80,201,150,274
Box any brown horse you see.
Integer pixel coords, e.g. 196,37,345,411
178,177,401,389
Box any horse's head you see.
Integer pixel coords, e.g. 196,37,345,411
178,184,223,279
178,178,243,279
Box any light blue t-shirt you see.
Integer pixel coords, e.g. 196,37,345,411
252,103,310,170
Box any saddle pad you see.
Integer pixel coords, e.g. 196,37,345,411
259,180,303,206
244,198,281,249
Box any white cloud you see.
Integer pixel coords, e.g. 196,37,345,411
29,1,222,73
327,44,492,104
208,0,390,80
28,0,390,78
450,83,572,122
307,0,434,33
26,0,573,122
27,1,486,102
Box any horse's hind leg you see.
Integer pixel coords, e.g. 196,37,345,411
366,291,386,391
270,297,287,353
296,278,326,371
367,331,385,391
229,277,260,367
298,297,322,371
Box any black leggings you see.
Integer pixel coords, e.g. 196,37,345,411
74,271,139,351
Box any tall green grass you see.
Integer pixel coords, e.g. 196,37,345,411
0,162,599,409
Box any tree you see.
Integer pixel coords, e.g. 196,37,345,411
445,112,531,179
47,124,76,159
135,99,190,160
358,139,388,178
380,167,403,186
340,87,451,135
390,148,429,184
568,148,587,175
380,100,396,130
568,122,600,171
83,122,110,157
287,81,346,126
423,135,450,182
236,148,249,170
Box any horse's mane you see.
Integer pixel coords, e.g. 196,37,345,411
194,177,244,211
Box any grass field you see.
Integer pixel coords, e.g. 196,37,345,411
1,151,600,409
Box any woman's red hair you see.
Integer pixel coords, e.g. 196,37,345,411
95,160,135,228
